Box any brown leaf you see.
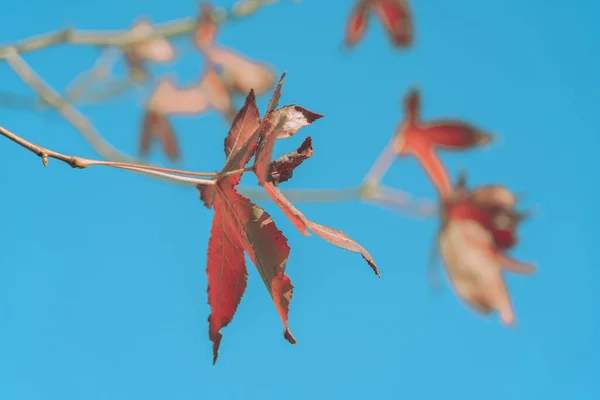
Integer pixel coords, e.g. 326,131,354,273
268,136,314,186
254,106,323,185
267,72,286,114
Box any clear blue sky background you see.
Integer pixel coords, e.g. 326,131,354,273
0,1,598,399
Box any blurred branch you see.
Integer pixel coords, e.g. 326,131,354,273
0,0,286,56
1,47,139,164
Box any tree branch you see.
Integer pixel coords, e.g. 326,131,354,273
0,0,286,56
0,125,217,185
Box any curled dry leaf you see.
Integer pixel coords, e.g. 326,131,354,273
124,19,176,82
438,176,535,326
392,89,494,198
345,0,413,49
268,136,314,186
254,105,324,185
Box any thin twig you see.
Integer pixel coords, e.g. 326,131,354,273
2,47,139,164
0,125,214,186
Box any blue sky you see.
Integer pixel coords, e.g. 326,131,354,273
0,0,598,399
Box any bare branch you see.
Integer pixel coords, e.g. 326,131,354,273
1,47,139,163
0,0,285,56
0,125,215,186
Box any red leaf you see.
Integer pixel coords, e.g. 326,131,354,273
420,122,493,151
139,110,179,161
206,192,248,364
218,90,262,186
223,90,261,159
218,184,296,344
268,136,314,186
262,183,380,276
372,0,413,47
393,89,493,198
345,1,369,48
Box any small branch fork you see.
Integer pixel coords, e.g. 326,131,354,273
0,0,435,218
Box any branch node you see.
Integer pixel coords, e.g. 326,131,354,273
68,156,85,169
359,180,379,200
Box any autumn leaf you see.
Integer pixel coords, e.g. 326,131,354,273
438,175,535,326
207,183,295,364
268,136,314,186
254,106,323,185
372,0,413,48
345,1,369,48
139,73,232,161
206,191,248,364
392,89,494,198
124,18,175,83
345,0,413,49
139,110,179,161
262,183,380,277
204,89,296,363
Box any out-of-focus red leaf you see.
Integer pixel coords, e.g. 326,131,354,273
345,1,369,47
125,19,175,82
206,192,248,364
148,77,210,115
268,136,314,186
372,0,413,47
139,110,179,161
439,218,515,326
194,2,218,50
393,89,494,198
438,178,535,326
419,122,493,151
204,46,275,96
345,0,413,49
